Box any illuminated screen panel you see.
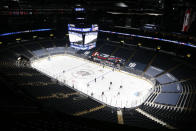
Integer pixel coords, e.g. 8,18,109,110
84,32,98,45
68,31,83,44
68,24,98,50
92,24,98,31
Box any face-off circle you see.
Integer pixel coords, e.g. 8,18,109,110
72,69,94,79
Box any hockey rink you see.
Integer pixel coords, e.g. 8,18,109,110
31,54,154,108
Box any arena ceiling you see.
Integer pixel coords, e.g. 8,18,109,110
0,0,196,36
1,0,196,11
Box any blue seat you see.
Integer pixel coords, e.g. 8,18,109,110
154,93,181,106
161,83,182,93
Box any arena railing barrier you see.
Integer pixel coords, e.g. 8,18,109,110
30,47,157,109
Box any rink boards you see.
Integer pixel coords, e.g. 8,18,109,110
31,54,154,108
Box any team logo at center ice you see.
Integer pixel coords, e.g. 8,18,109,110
72,69,94,79
77,71,91,76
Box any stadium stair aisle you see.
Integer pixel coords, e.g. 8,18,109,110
53,39,67,47
81,107,118,123
135,108,176,129
37,41,51,56
123,49,137,67
144,101,193,112
117,110,124,125
37,41,45,50
51,41,56,47
9,45,34,59
110,45,120,56
122,109,166,129
159,77,195,85
99,44,117,55
93,43,105,53
73,105,106,116
0,61,15,67
114,46,134,60
18,81,55,86
6,72,42,77
0,74,41,115
155,63,183,78
140,103,196,129
36,92,79,100
0,49,19,62
40,40,55,49
169,63,196,80
142,53,158,75
18,44,38,58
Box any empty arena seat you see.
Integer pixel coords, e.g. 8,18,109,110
54,39,67,47
24,43,42,51
130,49,154,65
161,83,182,93
77,50,86,55
42,41,54,48
156,73,177,84
32,49,48,57
1,37,196,130
0,49,19,62
127,61,146,71
99,44,116,55
123,109,165,129
48,47,66,54
154,93,181,106
151,53,180,70
140,104,196,128
145,66,163,77
10,46,34,58
170,64,196,80
114,47,133,59
82,107,117,123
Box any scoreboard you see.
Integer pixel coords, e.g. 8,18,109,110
68,24,98,50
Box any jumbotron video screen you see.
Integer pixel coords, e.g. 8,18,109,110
68,24,98,50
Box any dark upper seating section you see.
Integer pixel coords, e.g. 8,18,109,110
9,46,34,58
115,47,134,59
123,109,165,129
156,73,177,84
98,44,116,55
0,38,196,130
170,64,196,80
151,53,180,70
23,42,42,51
0,49,18,62
82,107,117,123
40,40,54,48
129,49,154,71
154,93,181,106
161,83,182,93
145,66,164,77
140,104,196,129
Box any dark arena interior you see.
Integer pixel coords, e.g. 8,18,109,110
1,0,196,130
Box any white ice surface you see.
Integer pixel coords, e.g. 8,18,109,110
31,54,153,108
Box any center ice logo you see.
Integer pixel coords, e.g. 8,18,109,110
72,69,94,79
76,71,91,77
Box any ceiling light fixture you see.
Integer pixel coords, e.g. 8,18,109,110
116,2,128,7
